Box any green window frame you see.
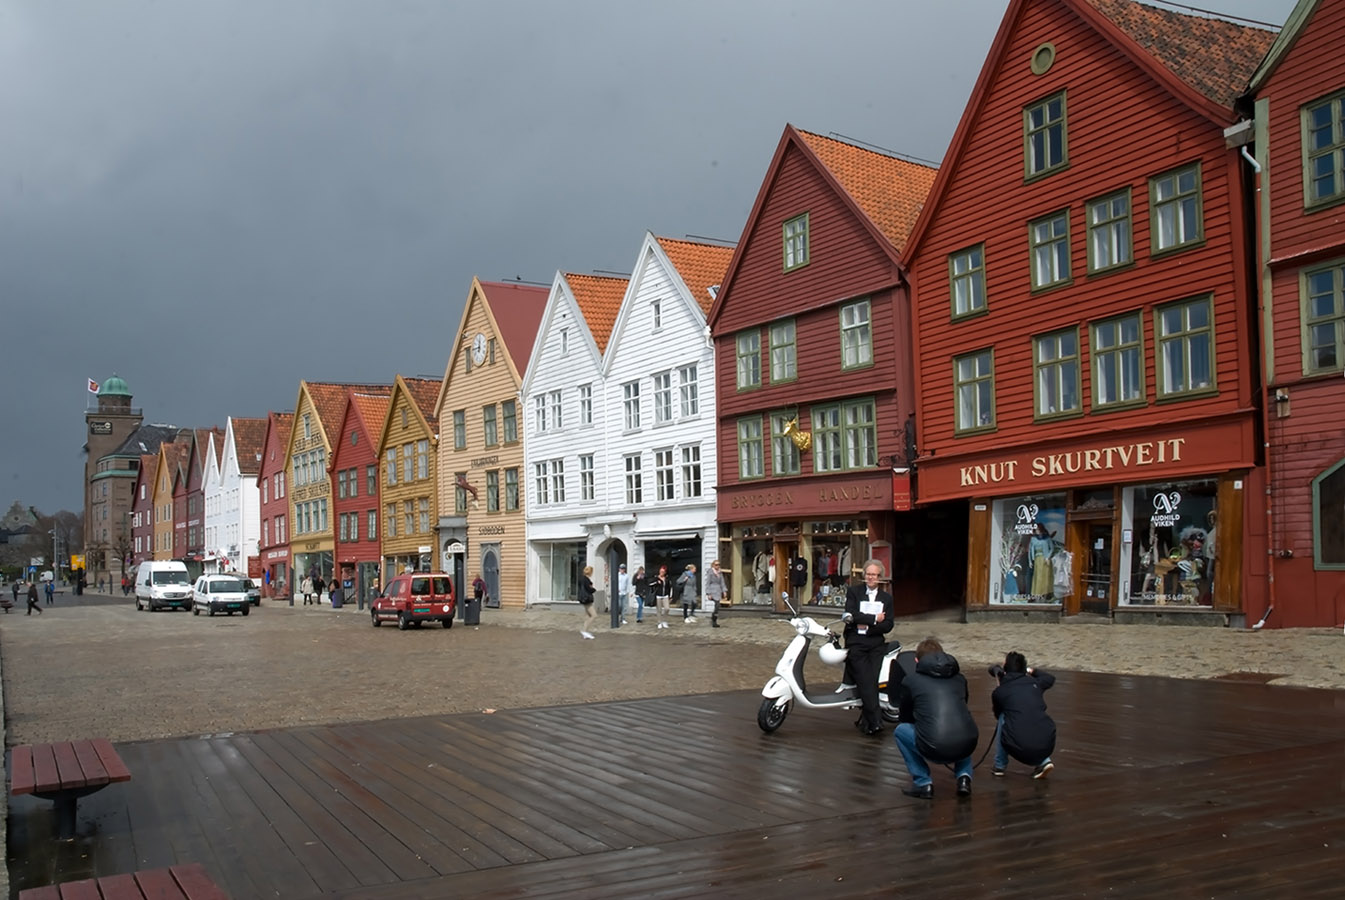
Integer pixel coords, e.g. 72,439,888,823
1302,260,1345,374
1150,163,1203,254
1033,328,1082,420
505,468,519,511
770,409,801,477
843,398,877,469
736,330,762,390
483,404,498,447
811,404,843,472
502,400,518,443
770,319,797,383
486,470,500,512
954,349,995,434
1303,90,1345,208
1312,458,1345,569
737,416,764,480
1029,210,1071,290
1155,295,1216,399
452,410,466,450
949,244,986,318
783,213,810,271
840,299,873,370
1087,189,1132,273
454,472,468,514
1024,91,1067,179
1092,312,1145,409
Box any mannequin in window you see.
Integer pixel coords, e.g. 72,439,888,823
1028,524,1055,599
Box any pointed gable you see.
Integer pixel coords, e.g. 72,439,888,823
230,417,267,476
350,392,392,444
563,273,628,353
479,280,550,372
401,377,441,431
655,238,735,315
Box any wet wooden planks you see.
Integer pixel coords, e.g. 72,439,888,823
7,670,1345,899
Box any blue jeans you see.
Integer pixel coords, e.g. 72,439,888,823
894,722,972,788
634,596,644,621
994,714,1051,770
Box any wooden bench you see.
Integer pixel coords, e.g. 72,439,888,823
17,862,228,899
9,739,132,838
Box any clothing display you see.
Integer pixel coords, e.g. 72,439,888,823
789,556,808,588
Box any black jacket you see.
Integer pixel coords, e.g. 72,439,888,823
897,651,979,764
634,573,652,600
578,576,595,604
652,574,673,598
842,584,894,651
991,669,1056,764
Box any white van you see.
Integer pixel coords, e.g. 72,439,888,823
135,560,192,612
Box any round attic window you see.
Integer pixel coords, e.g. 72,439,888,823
1031,43,1056,75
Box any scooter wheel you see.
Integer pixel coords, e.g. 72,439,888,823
757,698,791,733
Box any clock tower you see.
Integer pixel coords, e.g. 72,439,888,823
83,374,144,585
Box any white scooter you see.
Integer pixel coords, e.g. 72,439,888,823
757,591,905,733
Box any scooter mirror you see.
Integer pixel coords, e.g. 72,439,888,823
842,612,853,623
781,592,789,601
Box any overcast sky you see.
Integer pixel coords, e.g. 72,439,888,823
0,0,1298,514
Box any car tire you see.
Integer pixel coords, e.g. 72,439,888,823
193,606,200,616
398,612,410,631
242,605,249,616
371,609,381,627
208,606,215,617
443,617,453,629
135,598,142,611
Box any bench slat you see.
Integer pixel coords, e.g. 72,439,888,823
135,866,190,900
92,739,132,784
13,886,59,900
31,743,62,794
170,864,229,900
52,743,92,792
53,879,100,900
90,872,141,900
10,744,37,795
72,741,111,788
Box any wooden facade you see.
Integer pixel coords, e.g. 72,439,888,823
1246,0,1345,627
151,442,179,561
330,392,388,606
904,0,1274,621
257,412,294,598
376,377,441,581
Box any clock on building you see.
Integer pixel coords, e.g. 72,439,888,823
472,333,488,365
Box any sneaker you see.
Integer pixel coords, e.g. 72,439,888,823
956,775,972,797
621,619,628,625
580,631,595,640
992,766,1006,777
1032,761,1054,780
687,616,697,623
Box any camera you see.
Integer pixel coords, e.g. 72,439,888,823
987,664,1005,680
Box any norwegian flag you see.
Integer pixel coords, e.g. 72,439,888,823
87,378,100,393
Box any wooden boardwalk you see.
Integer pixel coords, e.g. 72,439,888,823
7,671,1344,898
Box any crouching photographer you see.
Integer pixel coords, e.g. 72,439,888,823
989,652,1056,779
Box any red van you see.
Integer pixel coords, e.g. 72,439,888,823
371,573,456,629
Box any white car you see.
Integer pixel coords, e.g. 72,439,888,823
191,574,252,617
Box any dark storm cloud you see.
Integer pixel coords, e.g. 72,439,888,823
0,0,1297,512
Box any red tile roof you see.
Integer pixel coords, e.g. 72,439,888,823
564,273,628,353
304,382,391,444
350,392,392,446
1085,0,1276,107
230,417,268,475
655,238,735,315
796,130,939,252
268,412,293,458
401,377,441,429
477,281,550,371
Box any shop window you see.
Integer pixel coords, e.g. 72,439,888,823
1302,260,1345,374
1024,91,1067,178
992,496,1066,604
1092,313,1144,408
805,520,869,607
741,535,776,603
1124,481,1217,605
539,541,585,602
1033,328,1081,419
1313,459,1345,568
1303,90,1345,207
1156,295,1215,398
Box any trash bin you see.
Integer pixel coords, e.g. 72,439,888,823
464,596,482,625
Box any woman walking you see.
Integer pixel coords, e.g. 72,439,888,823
705,560,726,628
677,564,699,623
652,565,673,630
578,566,597,639
631,565,648,623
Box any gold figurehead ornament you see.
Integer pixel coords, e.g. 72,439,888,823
782,418,812,452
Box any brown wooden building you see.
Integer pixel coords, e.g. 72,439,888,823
904,0,1275,624
376,376,441,583
1242,0,1345,628
707,126,964,613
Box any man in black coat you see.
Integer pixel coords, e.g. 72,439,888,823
991,651,1056,779
893,638,978,799
843,559,895,736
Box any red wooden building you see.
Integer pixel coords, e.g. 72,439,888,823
257,411,294,600
330,390,390,608
904,0,1274,624
707,125,964,613
129,454,157,571
1242,0,1345,628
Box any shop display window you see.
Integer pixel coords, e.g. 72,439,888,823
805,520,868,607
740,529,776,604
1124,481,1216,605
539,541,585,602
992,495,1066,604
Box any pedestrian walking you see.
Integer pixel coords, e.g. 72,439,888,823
677,564,698,623
44,580,54,605
617,564,631,625
651,565,674,630
578,566,597,639
314,574,326,604
26,581,43,615
704,560,726,628
631,565,647,623
301,576,314,605
10,580,19,607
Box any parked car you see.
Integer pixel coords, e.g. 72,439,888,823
191,574,252,617
371,573,455,629
243,578,261,606
135,560,192,612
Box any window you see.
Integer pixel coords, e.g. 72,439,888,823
954,349,995,433
949,245,986,317
551,459,566,503
337,470,347,499
483,405,498,446
1030,211,1070,289
385,448,397,485
840,300,872,369
1304,91,1345,207
578,384,593,426
386,502,397,537
550,390,563,429
489,337,497,364
347,467,359,497
1093,313,1144,408
1024,92,1067,177
1303,261,1345,373
560,328,569,356
505,468,519,511
653,371,673,424
401,408,408,429
579,455,594,501
812,405,842,472
416,440,429,480
502,400,517,443
624,454,644,504
419,497,430,534
366,465,376,496
262,480,267,504
453,410,466,450
1087,190,1132,273
486,470,500,512
1034,329,1081,418
770,319,797,382
1313,458,1345,568
681,445,702,498
783,213,809,271
651,298,662,330
678,364,699,417
623,381,641,430
737,417,764,479
404,500,414,534
455,472,468,514
262,520,269,546
278,514,286,543
844,398,877,468
534,462,550,506
655,448,675,501
736,331,761,389
302,414,312,440
770,409,801,476
402,443,413,483
534,395,548,433
1151,163,1202,253
1156,296,1215,398
367,509,376,540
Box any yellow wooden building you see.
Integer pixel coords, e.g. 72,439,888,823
151,440,188,560
377,375,443,579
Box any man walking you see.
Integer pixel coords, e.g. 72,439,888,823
893,637,978,799
26,581,43,615
44,579,54,605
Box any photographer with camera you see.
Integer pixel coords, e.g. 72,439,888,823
894,637,978,799
989,652,1056,779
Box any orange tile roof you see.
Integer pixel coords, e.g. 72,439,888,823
401,377,441,429
796,130,938,252
350,393,392,444
230,417,268,475
564,273,628,353
655,238,735,315
304,382,391,444
477,281,550,370
268,412,294,457
1086,0,1276,107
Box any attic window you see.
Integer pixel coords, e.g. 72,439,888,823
351,430,358,446
1031,43,1056,75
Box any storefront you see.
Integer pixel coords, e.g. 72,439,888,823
263,547,289,599
534,538,586,603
